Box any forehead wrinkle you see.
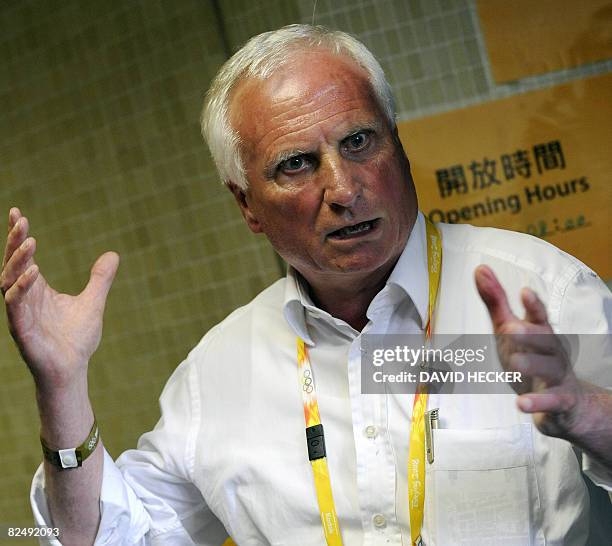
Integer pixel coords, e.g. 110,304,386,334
267,95,360,130
262,103,369,162
261,92,371,146
267,82,342,125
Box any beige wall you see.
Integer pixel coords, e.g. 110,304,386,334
1,0,610,542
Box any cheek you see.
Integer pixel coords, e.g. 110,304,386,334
253,186,319,234
361,160,402,197
274,182,320,215
364,144,403,178
373,153,412,197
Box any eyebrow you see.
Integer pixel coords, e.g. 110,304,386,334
345,120,381,135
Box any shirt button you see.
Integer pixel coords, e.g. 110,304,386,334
364,425,378,439
373,514,386,528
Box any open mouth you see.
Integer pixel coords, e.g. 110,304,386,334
328,219,379,240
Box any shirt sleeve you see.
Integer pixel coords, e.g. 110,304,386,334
556,264,612,491
582,455,612,493
30,356,229,545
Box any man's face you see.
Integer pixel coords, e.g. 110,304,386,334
229,50,418,287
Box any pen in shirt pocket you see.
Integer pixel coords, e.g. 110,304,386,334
425,408,439,464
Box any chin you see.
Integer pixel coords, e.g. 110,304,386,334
326,252,397,275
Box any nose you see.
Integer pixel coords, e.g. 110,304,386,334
322,158,361,210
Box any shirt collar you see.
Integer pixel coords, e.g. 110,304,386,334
283,211,430,342
384,211,429,328
283,268,316,345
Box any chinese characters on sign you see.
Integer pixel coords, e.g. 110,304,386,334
435,140,566,198
428,139,590,233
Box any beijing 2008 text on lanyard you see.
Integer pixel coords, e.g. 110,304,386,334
297,217,442,546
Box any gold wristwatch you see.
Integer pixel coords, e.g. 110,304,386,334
40,417,100,469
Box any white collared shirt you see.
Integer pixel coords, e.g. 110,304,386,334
32,213,611,545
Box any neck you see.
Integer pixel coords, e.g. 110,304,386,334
302,265,396,331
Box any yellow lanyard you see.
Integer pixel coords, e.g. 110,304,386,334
297,218,442,546
297,338,344,545
408,218,442,545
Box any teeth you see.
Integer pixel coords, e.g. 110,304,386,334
336,221,372,237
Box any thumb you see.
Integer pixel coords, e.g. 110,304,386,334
475,265,517,331
82,251,120,306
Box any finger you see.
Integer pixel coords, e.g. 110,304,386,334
475,265,517,331
4,264,39,306
509,353,568,387
521,287,549,326
81,251,120,308
3,215,29,268
7,207,21,234
1,237,37,295
516,388,576,414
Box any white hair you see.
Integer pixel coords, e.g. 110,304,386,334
201,24,396,190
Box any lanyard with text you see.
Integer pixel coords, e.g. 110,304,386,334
297,218,442,546
408,217,442,546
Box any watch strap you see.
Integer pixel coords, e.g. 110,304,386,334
40,417,100,470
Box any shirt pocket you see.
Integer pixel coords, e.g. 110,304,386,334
423,423,544,546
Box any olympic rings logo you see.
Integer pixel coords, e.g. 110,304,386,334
302,369,313,393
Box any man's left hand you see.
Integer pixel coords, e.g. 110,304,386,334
474,264,588,441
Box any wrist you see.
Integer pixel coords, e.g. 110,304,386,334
32,359,89,394
35,371,95,448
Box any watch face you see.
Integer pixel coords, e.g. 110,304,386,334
58,448,79,469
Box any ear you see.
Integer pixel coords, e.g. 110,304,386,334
227,182,263,233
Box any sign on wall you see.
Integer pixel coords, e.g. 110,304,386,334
399,72,611,278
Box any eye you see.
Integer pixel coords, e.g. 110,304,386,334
343,130,372,153
279,155,310,175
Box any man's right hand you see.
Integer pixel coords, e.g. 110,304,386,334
1,207,119,390
1,207,119,545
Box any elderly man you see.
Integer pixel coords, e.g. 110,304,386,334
2,24,611,546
